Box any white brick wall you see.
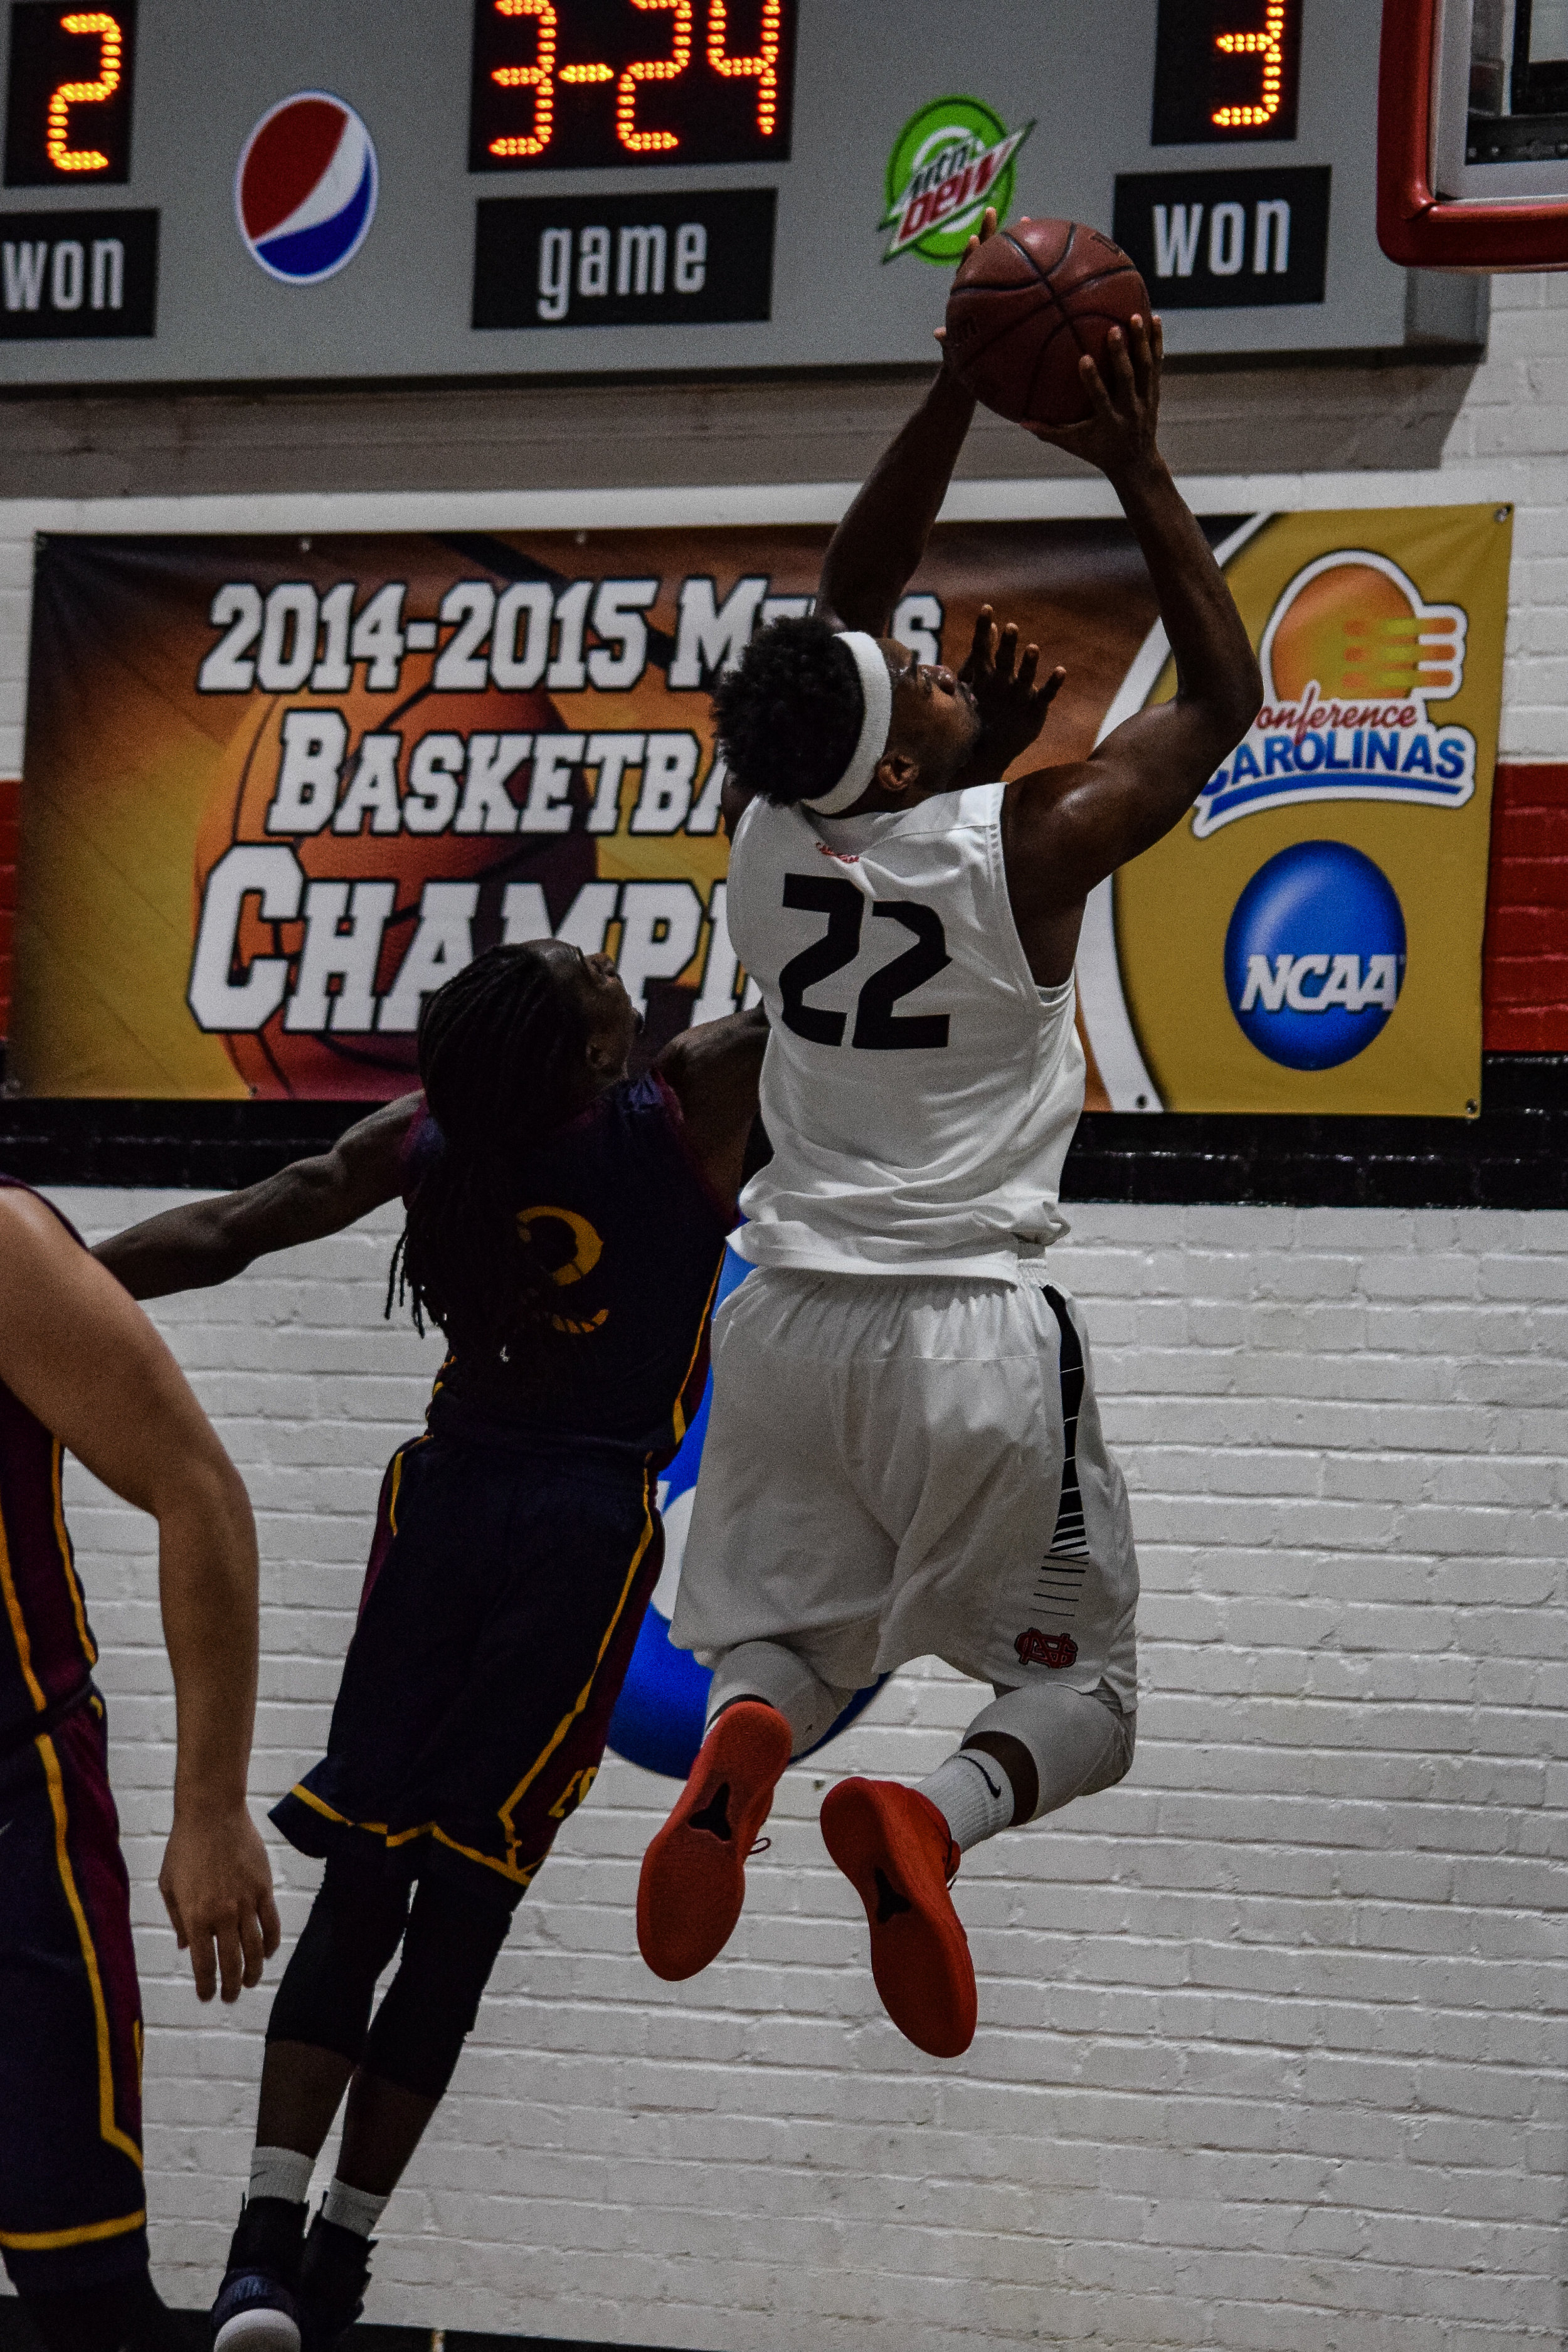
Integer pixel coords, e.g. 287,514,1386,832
46,1190,1566,2352
1454,274,1568,760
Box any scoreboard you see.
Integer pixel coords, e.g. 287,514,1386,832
0,0,1481,386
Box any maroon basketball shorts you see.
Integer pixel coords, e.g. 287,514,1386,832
0,1693,147,2295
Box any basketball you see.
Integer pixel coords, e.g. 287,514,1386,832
943,217,1151,430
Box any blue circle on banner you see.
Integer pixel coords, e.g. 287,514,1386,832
1224,842,1407,1073
606,1244,884,1778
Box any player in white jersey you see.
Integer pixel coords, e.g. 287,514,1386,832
638,229,1262,2058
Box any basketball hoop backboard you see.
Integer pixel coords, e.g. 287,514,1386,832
1380,0,1568,265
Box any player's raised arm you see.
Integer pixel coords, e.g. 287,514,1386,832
814,211,997,635
95,1091,423,1300
815,364,975,635
0,1189,278,2002
1001,314,1262,981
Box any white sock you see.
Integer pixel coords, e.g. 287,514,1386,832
917,1749,1015,1851
322,2178,389,2238
248,2146,315,2207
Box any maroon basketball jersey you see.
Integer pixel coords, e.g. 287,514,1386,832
0,1177,98,1751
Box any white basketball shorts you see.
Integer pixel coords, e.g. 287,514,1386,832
671,1266,1139,1712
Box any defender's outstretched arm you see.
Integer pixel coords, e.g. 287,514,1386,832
657,1005,768,1214
0,1189,277,2002
95,1093,421,1300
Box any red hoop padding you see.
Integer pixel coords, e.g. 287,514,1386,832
1379,0,1568,270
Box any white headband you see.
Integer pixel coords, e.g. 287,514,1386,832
802,630,893,817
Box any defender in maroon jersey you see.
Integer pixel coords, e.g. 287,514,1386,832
0,1179,277,2352
96,944,768,2352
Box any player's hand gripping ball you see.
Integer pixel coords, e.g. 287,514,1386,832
945,217,1150,430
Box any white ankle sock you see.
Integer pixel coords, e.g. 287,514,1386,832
248,2146,314,2207
917,1749,1015,1851
322,2178,389,2238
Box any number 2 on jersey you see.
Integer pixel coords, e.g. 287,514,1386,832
778,874,951,1050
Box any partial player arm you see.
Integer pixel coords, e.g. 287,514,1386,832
814,211,1066,790
815,364,977,637
715,222,989,839
1002,317,1263,980
0,1190,278,2003
657,1005,769,1216
814,210,999,635
94,1093,422,1300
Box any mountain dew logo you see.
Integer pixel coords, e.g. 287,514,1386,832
882,96,1034,263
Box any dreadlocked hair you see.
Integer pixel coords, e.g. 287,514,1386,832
388,943,592,1390
711,612,865,806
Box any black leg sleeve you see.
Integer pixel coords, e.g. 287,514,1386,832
359,1873,519,2100
265,1853,413,2066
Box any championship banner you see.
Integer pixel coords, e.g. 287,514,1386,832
14,506,1508,1111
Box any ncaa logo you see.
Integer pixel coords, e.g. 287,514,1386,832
1225,841,1406,1073
236,93,378,285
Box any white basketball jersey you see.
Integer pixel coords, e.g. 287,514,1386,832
725,783,1086,1281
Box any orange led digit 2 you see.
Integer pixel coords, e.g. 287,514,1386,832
4,0,134,185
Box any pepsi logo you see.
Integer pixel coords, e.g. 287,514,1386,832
236,92,378,286
1225,841,1406,1073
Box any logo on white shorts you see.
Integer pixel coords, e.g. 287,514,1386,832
1015,1628,1078,1669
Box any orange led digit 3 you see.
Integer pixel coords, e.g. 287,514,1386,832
3,0,134,185
1150,0,1303,144
468,0,795,171
1112,0,1331,318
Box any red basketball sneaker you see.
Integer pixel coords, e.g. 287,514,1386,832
637,1699,792,1980
820,1778,977,2058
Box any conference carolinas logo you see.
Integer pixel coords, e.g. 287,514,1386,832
881,96,1034,263
1224,840,1406,1071
236,93,378,285
1193,551,1475,839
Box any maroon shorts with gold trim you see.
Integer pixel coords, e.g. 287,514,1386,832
0,1692,147,2294
272,1399,663,1898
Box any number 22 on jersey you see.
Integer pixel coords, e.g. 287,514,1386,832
776,873,951,1051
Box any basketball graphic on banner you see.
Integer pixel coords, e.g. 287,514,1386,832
190,651,595,1101
236,93,379,284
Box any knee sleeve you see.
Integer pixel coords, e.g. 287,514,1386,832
265,1853,412,2065
964,1680,1135,1823
360,1875,519,2100
706,1640,857,1757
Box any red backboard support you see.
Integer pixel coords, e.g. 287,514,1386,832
1379,0,1568,270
